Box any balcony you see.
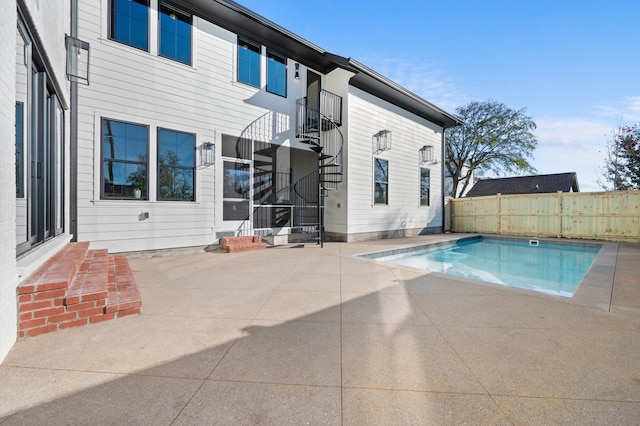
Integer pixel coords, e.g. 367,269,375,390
296,90,342,139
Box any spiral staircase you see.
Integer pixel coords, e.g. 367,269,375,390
292,90,344,245
229,90,343,246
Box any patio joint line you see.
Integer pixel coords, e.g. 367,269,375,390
168,321,251,425
607,243,621,312
386,266,512,421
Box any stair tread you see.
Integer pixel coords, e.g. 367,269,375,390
66,249,109,304
19,242,90,293
105,256,142,313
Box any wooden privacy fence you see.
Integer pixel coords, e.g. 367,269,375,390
447,190,640,243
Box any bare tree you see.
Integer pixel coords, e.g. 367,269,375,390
445,100,538,197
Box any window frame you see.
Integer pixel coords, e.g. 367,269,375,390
237,38,261,88
101,118,150,201
157,127,196,201
109,0,150,52
373,157,389,205
266,49,287,97
15,101,25,198
158,2,192,65
420,166,430,206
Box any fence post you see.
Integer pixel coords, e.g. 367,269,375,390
557,191,562,238
496,193,502,235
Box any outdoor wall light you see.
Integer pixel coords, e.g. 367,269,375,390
419,145,434,164
294,63,300,80
199,142,215,167
373,130,392,153
65,35,90,85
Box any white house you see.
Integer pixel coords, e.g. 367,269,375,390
74,0,461,251
2,0,73,361
1,0,460,362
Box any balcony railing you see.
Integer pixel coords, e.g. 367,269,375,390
320,89,342,126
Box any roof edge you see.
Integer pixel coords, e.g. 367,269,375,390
348,58,463,128
214,0,326,54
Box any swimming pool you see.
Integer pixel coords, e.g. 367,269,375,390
364,236,602,297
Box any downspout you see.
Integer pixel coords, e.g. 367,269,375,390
69,0,78,241
441,129,446,233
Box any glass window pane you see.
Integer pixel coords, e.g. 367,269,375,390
221,134,252,159
159,167,194,200
374,158,389,204
267,52,286,97
103,162,147,199
111,0,149,51
374,183,388,204
420,167,430,206
238,39,261,87
159,3,192,65
157,128,195,201
223,200,249,221
223,161,250,198
102,118,148,199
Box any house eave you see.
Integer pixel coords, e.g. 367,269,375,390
175,1,461,128
347,59,463,129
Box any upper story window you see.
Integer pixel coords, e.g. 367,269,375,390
237,39,261,87
110,0,149,51
158,128,195,201
159,3,192,65
374,158,389,205
102,118,149,200
266,50,287,97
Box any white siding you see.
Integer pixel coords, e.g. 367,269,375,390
0,0,18,363
343,86,443,238
76,1,312,252
21,0,70,99
2,0,70,362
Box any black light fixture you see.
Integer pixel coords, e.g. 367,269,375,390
199,142,215,167
420,145,434,164
373,130,391,153
294,63,300,80
65,35,90,85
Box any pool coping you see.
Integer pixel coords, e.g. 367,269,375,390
358,234,618,311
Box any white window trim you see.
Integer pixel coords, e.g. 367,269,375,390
373,156,389,206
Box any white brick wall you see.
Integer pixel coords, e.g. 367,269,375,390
0,1,18,362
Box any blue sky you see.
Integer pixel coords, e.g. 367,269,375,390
236,0,640,191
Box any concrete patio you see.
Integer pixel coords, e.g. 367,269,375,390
1,235,639,424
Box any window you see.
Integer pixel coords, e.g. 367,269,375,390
374,158,388,205
159,3,192,65
102,119,149,200
223,161,250,220
237,39,261,87
15,102,24,198
420,167,430,206
16,17,66,255
157,128,195,201
266,50,286,97
110,0,149,51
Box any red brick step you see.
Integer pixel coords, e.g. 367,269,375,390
17,242,142,338
105,256,142,316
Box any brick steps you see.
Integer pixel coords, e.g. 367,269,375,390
17,243,142,338
220,236,267,253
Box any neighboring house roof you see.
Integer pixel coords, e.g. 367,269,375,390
184,0,462,128
465,173,580,197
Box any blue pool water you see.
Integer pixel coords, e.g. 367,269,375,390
369,237,601,297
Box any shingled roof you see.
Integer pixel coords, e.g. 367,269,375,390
465,172,579,197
